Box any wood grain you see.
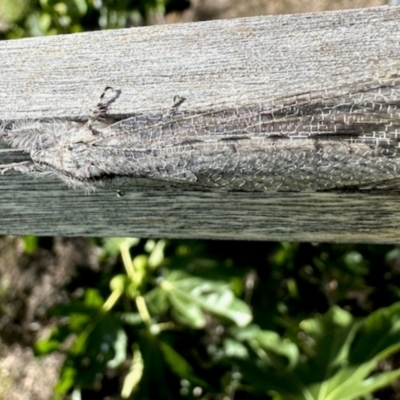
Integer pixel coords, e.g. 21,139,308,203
1,6,400,242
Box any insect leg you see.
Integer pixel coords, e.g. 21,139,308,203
87,87,121,134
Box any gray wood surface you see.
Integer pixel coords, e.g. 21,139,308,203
1,5,400,242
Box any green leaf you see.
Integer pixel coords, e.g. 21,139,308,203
350,302,400,363
121,344,144,398
159,340,193,376
168,289,206,328
83,288,104,308
101,237,140,258
34,325,72,356
151,270,252,328
22,235,38,254
107,329,128,369
54,365,76,399
53,310,123,394
235,304,400,399
231,324,299,369
147,239,167,268
120,312,144,326
0,0,32,23
35,337,62,354
222,338,249,358
253,330,299,370
298,306,359,382
145,286,169,315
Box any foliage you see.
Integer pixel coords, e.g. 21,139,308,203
232,305,400,400
35,238,253,398
31,239,400,399
0,0,177,38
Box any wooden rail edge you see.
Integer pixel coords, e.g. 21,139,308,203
1,5,400,242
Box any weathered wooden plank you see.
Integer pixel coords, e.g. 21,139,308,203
1,6,400,242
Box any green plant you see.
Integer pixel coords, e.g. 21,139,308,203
33,239,400,399
0,0,170,38
35,238,253,399
230,305,400,400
